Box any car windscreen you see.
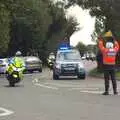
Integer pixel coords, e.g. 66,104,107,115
56,50,81,61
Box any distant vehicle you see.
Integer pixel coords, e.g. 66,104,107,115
85,53,90,60
89,53,96,61
47,59,55,70
53,48,86,80
0,58,8,74
24,56,42,73
81,55,86,60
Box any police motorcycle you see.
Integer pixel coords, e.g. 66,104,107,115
47,58,55,70
6,61,24,87
47,53,55,70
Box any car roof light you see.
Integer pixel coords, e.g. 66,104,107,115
58,43,71,50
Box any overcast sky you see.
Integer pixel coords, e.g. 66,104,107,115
66,5,96,46
53,0,96,46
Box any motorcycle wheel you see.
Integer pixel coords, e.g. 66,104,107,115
9,80,15,87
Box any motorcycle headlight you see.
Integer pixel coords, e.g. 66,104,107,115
13,74,18,78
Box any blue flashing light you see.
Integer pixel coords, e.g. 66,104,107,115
59,47,69,50
58,43,71,50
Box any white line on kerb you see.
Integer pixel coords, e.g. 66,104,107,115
34,83,59,90
0,107,14,117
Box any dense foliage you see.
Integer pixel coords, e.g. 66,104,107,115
0,0,78,62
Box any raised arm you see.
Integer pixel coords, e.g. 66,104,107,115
114,41,119,52
98,37,105,52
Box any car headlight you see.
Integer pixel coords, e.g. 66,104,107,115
78,63,84,69
55,63,61,69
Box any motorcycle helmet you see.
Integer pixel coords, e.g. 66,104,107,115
15,51,22,56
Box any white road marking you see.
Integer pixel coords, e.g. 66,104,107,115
34,83,59,90
33,80,102,91
44,82,82,87
33,78,39,83
0,107,14,117
44,82,93,87
80,90,103,94
69,88,99,90
44,83,102,90
80,90,120,95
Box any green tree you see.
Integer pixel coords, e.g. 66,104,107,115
76,42,87,56
0,2,10,56
67,0,120,38
6,0,52,57
0,0,78,63
45,1,78,57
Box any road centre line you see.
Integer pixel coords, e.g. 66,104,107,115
0,107,14,117
34,83,59,90
44,83,101,90
44,82,83,87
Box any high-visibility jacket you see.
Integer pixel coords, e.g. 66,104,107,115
6,57,25,80
6,57,26,73
98,40,119,65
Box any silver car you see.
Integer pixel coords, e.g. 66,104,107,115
0,58,8,74
24,56,42,73
53,49,86,80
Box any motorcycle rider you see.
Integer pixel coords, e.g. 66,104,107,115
98,31,119,95
6,51,26,82
47,52,55,68
9,51,25,69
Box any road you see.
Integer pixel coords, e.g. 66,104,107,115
0,60,120,120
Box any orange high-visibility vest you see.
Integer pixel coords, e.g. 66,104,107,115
98,40,119,65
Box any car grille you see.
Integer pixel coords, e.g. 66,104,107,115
61,64,77,68
61,64,78,74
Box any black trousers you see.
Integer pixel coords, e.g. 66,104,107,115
104,69,117,93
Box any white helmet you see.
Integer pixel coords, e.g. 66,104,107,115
106,42,113,49
15,51,22,56
50,52,54,55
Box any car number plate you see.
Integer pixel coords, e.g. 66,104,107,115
64,68,75,70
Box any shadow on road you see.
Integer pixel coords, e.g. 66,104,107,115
4,84,24,88
54,77,85,81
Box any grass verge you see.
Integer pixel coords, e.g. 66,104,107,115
89,68,120,80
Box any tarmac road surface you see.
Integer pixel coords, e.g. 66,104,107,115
0,60,120,120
